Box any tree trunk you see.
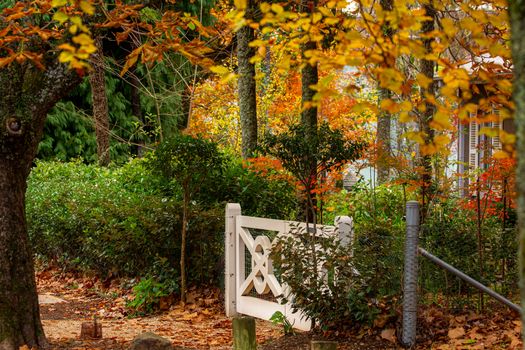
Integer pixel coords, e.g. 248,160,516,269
180,186,190,304
376,0,394,185
301,42,318,131
376,88,392,184
237,0,258,159
419,2,437,218
509,0,525,340
89,37,111,166
0,162,45,349
129,65,144,156
300,0,319,224
0,62,80,349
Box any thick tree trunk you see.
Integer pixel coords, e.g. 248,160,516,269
237,0,258,159
419,3,437,218
89,37,111,166
0,162,45,349
509,0,525,341
0,61,79,349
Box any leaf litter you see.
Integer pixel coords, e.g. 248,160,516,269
36,268,522,349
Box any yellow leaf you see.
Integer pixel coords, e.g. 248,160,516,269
260,3,271,13
52,11,69,24
380,98,398,113
72,33,94,46
500,130,516,144
58,51,75,63
271,3,284,14
416,73,432,89
234,0,247,10
479,127,499,137
312,12,322,24
493,150,509,159
434,134,450,147
399,100,412,112
399,112,413,123
378,68,404,94
405,131,425,144
248,39,266,47
440,17,456,37
318,7,333,17
489,43,510,58
210,65,230,75
79,0,95,15
51,0,67,7
324,17,340,25
420,143,437,155
120,54,139,76
430,111,452,130
257,46,266,56
57,43,76,52
220,72,237,84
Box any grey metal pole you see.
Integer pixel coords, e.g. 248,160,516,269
419,247,521,314
402,201,419,347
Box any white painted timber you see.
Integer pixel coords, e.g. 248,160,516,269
225,204,354,332
225,203,241,317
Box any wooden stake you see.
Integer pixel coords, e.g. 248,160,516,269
233,317,256,350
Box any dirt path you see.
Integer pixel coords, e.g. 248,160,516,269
37,271,280,349
36,269,522,349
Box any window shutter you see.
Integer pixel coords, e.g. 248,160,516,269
469,111,479,169
492,108,502,150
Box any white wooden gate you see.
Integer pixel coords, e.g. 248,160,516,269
224,203,353,331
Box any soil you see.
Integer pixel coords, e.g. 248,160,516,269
36,269,522,349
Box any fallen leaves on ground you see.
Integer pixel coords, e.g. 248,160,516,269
36,268,522,349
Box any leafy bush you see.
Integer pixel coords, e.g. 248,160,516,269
26,154,297,289
199,155,297,219
272,223,395,330
27,159,180,277
420,197,518,301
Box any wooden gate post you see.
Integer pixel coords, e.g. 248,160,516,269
225,203,241,317
233,317,256,350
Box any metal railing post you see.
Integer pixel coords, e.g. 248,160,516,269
225,203,241,317
403,201,419,347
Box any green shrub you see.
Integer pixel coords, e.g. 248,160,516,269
199,155,297,219
27,159,180,277
26,155,297,289
272,223,394,330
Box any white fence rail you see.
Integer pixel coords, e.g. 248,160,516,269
224,203,353,331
